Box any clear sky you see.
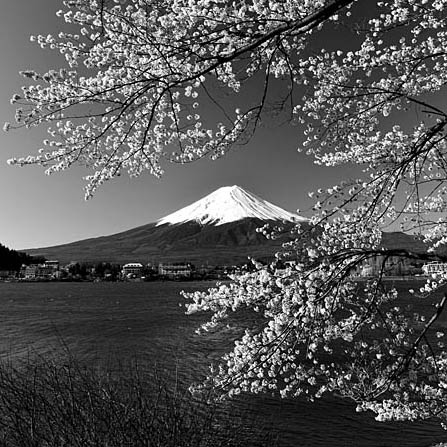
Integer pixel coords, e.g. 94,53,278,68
0,0,356,250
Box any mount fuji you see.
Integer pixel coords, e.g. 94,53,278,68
26,186,307,264
156,185,306,227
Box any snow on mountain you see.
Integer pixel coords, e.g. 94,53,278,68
156,185,307,227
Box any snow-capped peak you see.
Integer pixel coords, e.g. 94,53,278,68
156,185,307,227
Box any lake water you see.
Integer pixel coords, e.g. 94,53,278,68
0,281,446,447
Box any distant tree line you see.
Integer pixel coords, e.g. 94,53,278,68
65,262,122,281
0,243,45,272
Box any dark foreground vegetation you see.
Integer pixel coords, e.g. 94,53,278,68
0,356,278,447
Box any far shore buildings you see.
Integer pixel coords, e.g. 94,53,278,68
422,261,447,276
20,260,60,280
356,255,423,277
121,262,144,278
356,255,447,278
0,270,16,280
158,263,192,279
3,255,444,282
120,262,193,280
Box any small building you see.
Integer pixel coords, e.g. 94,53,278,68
158,263,192,279
0,270,16,280
44,260,60,271
422,262,447,276
356,254,418,277
122,263,144,278
22,264,38,279
36,265,56,279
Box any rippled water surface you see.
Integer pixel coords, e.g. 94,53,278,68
0,281,446,447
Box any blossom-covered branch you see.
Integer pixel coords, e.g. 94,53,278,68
6,0,354,198
183,0,447,427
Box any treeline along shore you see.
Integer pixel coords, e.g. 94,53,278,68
1,241,445,283
0,258,248,282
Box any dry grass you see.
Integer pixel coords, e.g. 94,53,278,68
0,356,278,447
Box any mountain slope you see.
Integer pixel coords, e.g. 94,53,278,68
25,186,306,265
25,219,297,265
25,220,430,266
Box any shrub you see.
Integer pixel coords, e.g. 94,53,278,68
0,355,279,447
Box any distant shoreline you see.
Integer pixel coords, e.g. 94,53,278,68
0,275,431,284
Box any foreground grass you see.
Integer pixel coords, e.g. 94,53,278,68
0,356,278,447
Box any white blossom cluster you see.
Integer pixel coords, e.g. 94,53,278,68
183,0,447,427
6,0,343,198
295,0,447,240
185,233,447,424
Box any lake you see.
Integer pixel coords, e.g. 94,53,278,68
0,281,445,446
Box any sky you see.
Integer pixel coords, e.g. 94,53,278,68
0,0,356,250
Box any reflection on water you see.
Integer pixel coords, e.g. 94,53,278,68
0,281,445,446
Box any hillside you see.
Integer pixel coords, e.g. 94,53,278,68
25,219,297,265
25,222,432,266
23,186,433,266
